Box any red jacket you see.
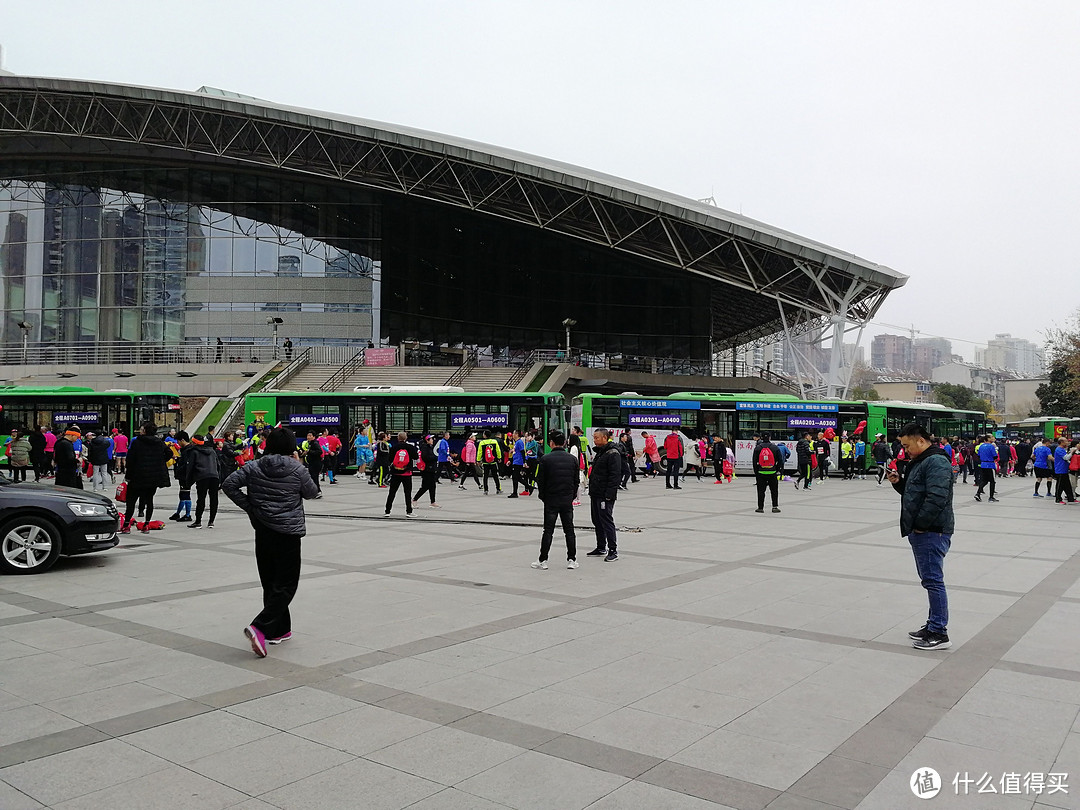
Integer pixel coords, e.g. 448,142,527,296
663,433,684,459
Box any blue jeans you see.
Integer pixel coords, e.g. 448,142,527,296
908,531,951,634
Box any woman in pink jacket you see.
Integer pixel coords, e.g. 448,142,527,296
458,434,482,490
642,431,661,477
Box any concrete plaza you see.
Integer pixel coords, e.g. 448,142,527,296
0,469,1077,809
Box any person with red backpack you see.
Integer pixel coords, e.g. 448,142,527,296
385,431,419,516
477,430,503,495
752,433,782,513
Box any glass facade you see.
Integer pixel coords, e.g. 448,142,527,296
0,173,377,349
0,163,713,359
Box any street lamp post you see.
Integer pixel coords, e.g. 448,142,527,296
562,318,577,362
267,317,283,359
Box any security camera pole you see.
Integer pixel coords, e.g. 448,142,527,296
267,317,284,359
17,320,33,364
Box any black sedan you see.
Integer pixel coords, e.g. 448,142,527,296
0,478,120,574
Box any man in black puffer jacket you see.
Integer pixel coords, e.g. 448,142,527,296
222,427,319,658
532,430,579,570
185,435,222,529
586,428,622,562
887,422,955,652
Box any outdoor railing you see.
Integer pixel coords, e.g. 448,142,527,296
443,348,478,388
265,347,312,391
0,341,366,367
320,349,366,392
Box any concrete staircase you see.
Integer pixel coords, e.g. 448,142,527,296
461,367,518,390
272,364,521,392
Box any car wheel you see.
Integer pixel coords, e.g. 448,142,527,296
0,517,63,575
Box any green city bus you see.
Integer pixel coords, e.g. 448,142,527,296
1004,417,1080,441
244,389,566,465
0,386,183,463
572,392,993,471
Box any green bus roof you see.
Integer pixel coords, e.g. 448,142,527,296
257,390,561,399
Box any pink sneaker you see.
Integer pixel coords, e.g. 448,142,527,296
266,631,292,645
244,625,268,658
572,500,581,506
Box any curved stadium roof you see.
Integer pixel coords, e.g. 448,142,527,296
0,75,906,350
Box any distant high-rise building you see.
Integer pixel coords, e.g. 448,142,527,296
911,337,951,378
976,333,1046,377
871,333,912,371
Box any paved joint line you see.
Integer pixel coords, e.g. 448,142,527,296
785,543,1080,809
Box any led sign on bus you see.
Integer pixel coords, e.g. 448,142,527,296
736,402,839,412
628,414,682,427
451,414,509,428
619,399,700,410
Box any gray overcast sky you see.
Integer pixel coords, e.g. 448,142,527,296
5,0,1078,359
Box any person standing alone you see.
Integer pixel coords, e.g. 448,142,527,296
531,430,578,570
586,429,621,562
186,434,222,529
664,428,684,490
886,423,955,651
752,433,781,513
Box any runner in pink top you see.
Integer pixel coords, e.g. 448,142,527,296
112,431,130,474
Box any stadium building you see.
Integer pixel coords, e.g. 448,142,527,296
0,75,905,396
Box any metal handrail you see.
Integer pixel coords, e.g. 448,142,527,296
501,349,542,390
217,396,249,436
443,348,478,388
0,340,366,366
320,349,366,392
266,347,312,391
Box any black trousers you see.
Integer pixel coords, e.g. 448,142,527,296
816,456,827,480
526,459,538,492
9,467,27,482
251,522,301,639
413,471,439,504
386,475,413,513
975,468,996,499
438,461,457,481
590,498,617,552
539,499,576,562
195,479,220,523
666,459,682,488
714,459,724,481
482,463,502,493
31,454,45,481
755,473,779,508
512,464,527,495
795,459,813,488
1055,472,1076,502
124,486,157,523
307,460,321,491
460,463,481,488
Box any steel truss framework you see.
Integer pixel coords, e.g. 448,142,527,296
0,78,905,382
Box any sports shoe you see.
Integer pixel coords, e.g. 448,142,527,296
908,625,930,640
266,631,292,645
206,523,215,529
530,560,549,570
244,625,267,658
406,511,414,517
567,559,579,569
988,497,999,503
187,522,203,529
911,632,951,651
586,548,606,556
973,494,981,501
792,479,799,491
168,512,181,521
572,500,581,506
755,508,764,513
1033,492,1043,497
507,494,518,499
604,551,619,562
771,507,781,513
429,503,441,509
